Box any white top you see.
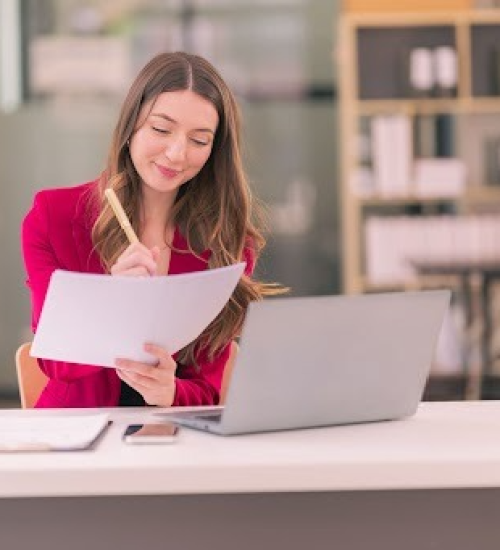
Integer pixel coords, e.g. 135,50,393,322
1,401,499,498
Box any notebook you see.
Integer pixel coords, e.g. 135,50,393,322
0,413,110,451
162,289,450,435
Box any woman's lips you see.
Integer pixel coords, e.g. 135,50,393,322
155,163,180,179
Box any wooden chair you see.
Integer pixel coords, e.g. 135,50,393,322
220,341,239,405
15,342,48,408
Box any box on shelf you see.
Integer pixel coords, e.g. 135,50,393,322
413,158,467,198
343,0,472,13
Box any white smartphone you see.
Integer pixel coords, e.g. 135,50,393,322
123,422,179,444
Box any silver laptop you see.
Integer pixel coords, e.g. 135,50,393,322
162,289,450,435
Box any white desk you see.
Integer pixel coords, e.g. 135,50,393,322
1,401,500,549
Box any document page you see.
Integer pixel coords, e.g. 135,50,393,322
0,414,110,451
31,262,245,367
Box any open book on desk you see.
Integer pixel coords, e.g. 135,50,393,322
31,262,245,367
0,414,110,452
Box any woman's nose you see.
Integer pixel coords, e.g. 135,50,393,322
165,136,186,163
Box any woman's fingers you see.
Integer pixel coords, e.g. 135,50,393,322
151,246,161,263
111,265,150,277
144,343,176,370
115,358,160,380
111,243,158,276
115,343,177,406
113,250,157,274
116,368,157,390
115,345,176,380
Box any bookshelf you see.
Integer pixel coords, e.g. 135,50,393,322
338,8,500,295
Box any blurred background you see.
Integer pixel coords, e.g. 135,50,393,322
2,0,500,405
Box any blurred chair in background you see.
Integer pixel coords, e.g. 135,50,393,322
15,342,48,408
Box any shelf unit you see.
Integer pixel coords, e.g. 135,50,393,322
338,8,500,295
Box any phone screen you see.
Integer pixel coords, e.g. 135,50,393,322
123,423,179,444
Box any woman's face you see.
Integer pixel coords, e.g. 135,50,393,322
129,89,219,197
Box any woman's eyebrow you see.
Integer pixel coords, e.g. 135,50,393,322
150,113,215,134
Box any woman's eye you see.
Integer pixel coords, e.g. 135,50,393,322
191,138,209,146
152,127,169,134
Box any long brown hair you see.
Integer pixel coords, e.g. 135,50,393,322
92,51,283,366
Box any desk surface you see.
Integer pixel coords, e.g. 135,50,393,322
1,401,500,498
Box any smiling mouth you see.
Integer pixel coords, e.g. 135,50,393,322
155,163,180,178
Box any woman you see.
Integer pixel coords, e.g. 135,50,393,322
22,51,281,408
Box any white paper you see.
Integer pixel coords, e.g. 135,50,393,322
31,263,246,368
0,414,109,451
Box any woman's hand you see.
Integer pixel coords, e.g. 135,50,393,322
115,343,177,407
110,242,160,277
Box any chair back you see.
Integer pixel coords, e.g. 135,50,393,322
15,342,48,408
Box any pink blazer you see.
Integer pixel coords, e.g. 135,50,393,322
22,180,251,408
